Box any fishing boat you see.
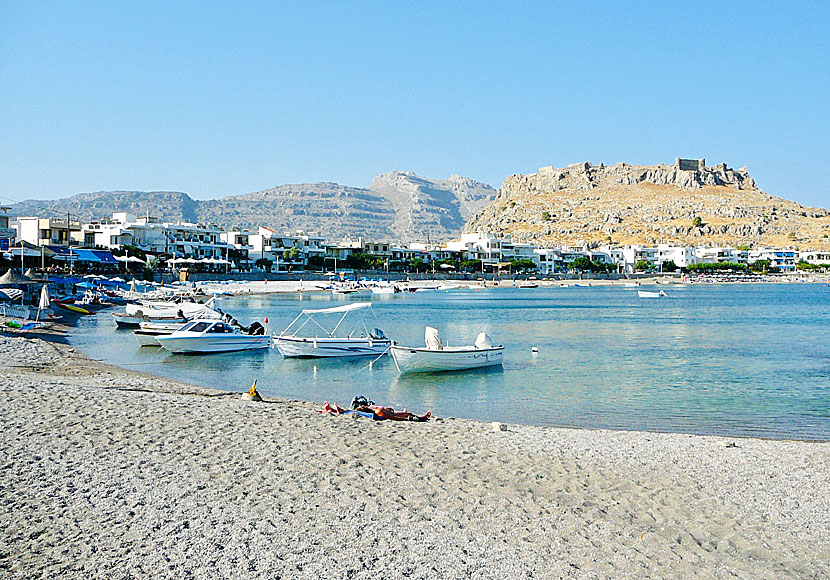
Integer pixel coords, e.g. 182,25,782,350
156,319,270,354
390,327,504,374
517,282,539,288
638,289,667,298
273,303,391,358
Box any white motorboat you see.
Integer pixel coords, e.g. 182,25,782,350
331,285,372,296
133,320,190,346
114,302,221,328
156,319,270,354
273,302,391,358
390,327,504,374
638,289,667,298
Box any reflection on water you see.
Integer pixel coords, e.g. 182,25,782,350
69,284,830,440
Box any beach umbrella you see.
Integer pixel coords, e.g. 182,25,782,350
38,284,50,309
0,288,24,301
0,269,34,285
439,263,456,270
115,255,130,262
35,284,50,321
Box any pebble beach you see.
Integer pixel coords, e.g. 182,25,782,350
1,328,828,579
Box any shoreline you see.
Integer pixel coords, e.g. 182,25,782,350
1,327,828,578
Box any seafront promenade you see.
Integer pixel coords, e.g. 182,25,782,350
1,326,827,579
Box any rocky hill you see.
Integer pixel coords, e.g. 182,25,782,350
10,191,199,223
467,159,830,248
10,173,497,242
199,182,397,240
369,172,496,241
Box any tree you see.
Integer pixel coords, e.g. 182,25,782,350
283,246,301,261
686,262,747,273
569,256,594,272
255,258,273,272
509,259,537,272
460,260,482,272
692,216,703,227
409,258,428,272
661,260,677,272
749,259,771,273
634,260,651,272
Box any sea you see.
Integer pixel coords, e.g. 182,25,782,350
68,283,830,441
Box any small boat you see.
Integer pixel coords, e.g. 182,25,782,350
52,300,91,315
113,300,221,328
637,290,667,298
273,303,391,358
156,319,270,354
390,327,504,374
517,282,538,289
133,320,188,346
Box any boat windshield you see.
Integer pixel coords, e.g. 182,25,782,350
180,321,212,333
206,323,233,333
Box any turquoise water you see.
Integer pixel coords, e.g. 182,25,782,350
69,284,830,440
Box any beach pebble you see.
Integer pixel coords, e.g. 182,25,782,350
492,421,507,432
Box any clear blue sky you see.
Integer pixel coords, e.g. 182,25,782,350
1,1,828,206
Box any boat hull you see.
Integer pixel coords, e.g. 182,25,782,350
391,345,504,374
114,312,186,328
133,329,171,346
274,336,391,358
156,335,271,354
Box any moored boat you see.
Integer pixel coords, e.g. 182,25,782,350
637,289,667,298
156,319,270,354
390,327,504,374
273,303,391,358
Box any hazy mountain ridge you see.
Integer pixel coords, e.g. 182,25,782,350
10,191,199,223
467,161,830,248
9,173,498,242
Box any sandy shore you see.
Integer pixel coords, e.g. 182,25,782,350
1,330,828,579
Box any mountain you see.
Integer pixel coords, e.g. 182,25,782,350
369,172,497,242
9,173,497,242
198,182,397,240
9,191,199,223
467,159,830,248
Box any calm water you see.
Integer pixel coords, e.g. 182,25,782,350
69,284,830,440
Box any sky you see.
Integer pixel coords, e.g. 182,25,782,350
1,1,828,206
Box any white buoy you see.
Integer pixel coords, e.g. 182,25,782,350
531,347,539,353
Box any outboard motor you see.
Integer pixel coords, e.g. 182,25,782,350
247,321,265,336
370,328,386,340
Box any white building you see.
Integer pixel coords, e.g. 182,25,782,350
798,250,830,266
81,213,232,260
444,233,506,268
749,248,798,271
250,227,326,271
17,216,84,247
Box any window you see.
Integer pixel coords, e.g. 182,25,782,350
187,322,212,333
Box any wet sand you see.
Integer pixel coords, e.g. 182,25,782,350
1,329,828,579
